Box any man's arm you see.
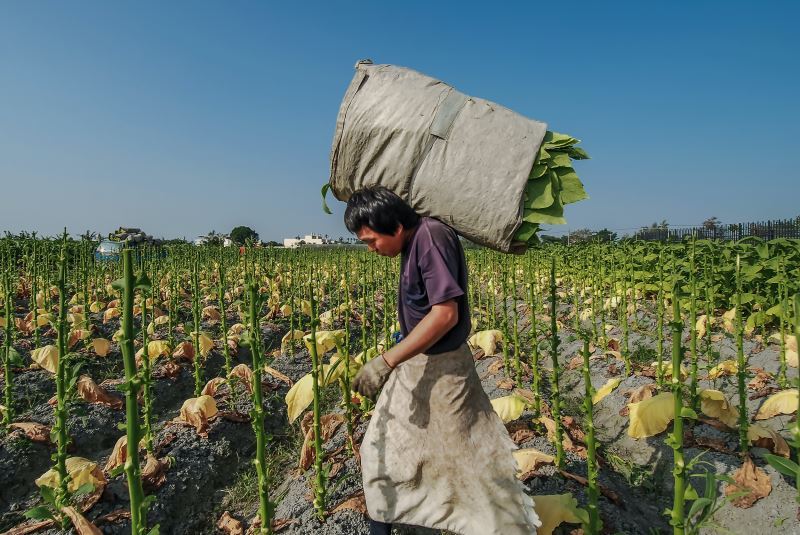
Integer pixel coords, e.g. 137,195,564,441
381,299,458,369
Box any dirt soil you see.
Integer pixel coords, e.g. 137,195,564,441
2,301,799,535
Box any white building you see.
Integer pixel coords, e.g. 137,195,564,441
283,234,335,248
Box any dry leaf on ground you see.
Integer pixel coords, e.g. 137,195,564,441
9,422,50,444
329,489,367,515
77,375,123,409
299,413,345,471
61,506,101,535
724,456,772,508
178,395,218,437
217,511,243,535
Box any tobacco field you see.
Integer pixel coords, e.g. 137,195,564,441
1,236,799,535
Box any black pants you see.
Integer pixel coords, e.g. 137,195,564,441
369,519,392,535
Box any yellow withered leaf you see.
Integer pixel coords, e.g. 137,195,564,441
722,308,736,334
68,312,85,326
192,332,214,357
708,359,739,379
627,392,675,438
153,314,170,326
532,493,585,535
319,309,336,328
112,328,124,343
179,395,218,437
468,330,504,356
68,329,92,349
770,333,798,368
92,338,112,357
286,373,315,424
592,377,622,404
303,330,344,356
491,394,527,423
651,361,689,381
696,314,708,339
513,448,555,476
36,457,105,493
31,345,58,374
285,353,350,423
201,377,226,397
227,323,245,336
136,340,171,365
89,301,105,313
747,423,790,457
279,304,292,316
280,329,305,353
300,299,312,316
699,389,740,428
755,389,799,420
103,308,121,323
202,306,221,321
37,313,53,327
229,364,254,392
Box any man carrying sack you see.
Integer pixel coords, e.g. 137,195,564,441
346,186,541,535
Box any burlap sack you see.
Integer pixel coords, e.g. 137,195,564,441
329,60,548,253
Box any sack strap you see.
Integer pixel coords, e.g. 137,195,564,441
430,88,468,140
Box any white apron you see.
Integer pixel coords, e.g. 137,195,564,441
360,343,541,535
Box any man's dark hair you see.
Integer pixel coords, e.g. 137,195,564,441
344,186,420,235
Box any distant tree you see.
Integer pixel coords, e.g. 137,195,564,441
265,240,280,247
230,226,259,245
569,228,594,244
594,228,617,242
703,216,720,230
205,230,225,246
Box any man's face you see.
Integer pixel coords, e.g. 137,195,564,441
356,225,404,257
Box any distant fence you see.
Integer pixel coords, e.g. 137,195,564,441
634,218,800,242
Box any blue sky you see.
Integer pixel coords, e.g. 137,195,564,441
1,1,797,240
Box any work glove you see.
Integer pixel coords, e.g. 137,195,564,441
352,354,393,401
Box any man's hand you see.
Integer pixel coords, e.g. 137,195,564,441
353,354,394,400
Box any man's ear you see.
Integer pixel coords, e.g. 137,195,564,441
393,224,404,237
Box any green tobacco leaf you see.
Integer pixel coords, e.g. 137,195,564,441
547,151,572,168
525,175,554,209
523,197,566,225
566,146,590,160
557,167,589,205
542,131,579,148
680,407,698,420
321,183,333,215
764,453,800,478
6,347,24,367
111,278,126,291
687,497,712,519
529,163,548,179
24,506,55,521
514,222,539,243
135,273,152,292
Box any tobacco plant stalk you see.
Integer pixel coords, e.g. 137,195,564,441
549,256,565,469
668,282,686,535
246,281,275,534
581,338,602,534
118,249,148,534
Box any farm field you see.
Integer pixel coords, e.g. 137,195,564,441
1,237,799,535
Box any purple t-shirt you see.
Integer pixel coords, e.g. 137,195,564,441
398,217,471,354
